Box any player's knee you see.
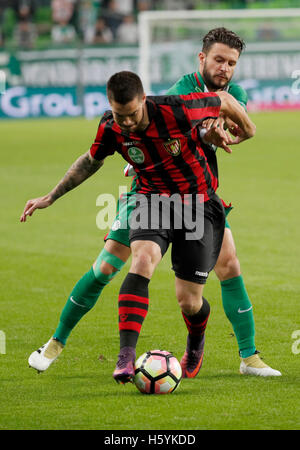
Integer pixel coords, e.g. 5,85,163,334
131,252,155,277
93,258,115,276
93,248,126,282
98,260,117,276
131,243,161,278
215,252,241,281
177,292,202,316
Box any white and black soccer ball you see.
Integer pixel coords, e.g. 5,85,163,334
134,350,182,394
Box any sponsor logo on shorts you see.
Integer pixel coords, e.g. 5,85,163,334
163,139,181,156
128,147,145,164
195,271,208,278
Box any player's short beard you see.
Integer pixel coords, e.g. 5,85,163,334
202,62,231,91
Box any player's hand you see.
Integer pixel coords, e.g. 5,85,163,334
20,194,53,222
202,125,233,153
203,116,246,142
202,116,226,131
201,116,235,152
224,117,250,144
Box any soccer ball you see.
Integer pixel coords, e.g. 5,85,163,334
134,350,182,394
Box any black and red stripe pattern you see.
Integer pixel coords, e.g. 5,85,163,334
118,293,149,334
89,112,119,158
182,312,210,337
181,297,211,337
90,92,221,201
118,273,150,349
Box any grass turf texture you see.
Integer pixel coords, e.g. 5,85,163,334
1,112,300,430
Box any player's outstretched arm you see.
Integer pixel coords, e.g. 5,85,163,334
20,151,104,222
217,91,256,140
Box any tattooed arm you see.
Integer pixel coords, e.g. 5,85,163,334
49,151,104,201
20,151,104,222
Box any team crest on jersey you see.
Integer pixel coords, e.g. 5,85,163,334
128,147,145,164
163,139,181,156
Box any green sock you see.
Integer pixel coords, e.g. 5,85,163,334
53,248,126,345
53,268,109,345
221,275,256,358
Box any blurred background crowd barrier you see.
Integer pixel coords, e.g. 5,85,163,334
0,0,300,119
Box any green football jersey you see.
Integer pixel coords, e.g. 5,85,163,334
166,70,248,110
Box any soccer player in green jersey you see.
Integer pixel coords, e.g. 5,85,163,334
24,28,280,377
165,28,281,376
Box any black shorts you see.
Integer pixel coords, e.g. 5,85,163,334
129,193,225,284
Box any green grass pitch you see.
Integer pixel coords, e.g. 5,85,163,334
1,111,300,430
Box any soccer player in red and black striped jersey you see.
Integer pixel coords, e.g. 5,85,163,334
89,71,255,383
20,71,255,382
91,93,220,201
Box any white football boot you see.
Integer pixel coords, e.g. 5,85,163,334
240,352,281,377
28,338,64,373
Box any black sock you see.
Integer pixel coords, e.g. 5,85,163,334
182,298,210,351
118,273,150,349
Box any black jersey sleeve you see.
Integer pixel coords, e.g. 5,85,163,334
89,111,117,160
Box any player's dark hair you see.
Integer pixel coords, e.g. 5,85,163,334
107,71,144,104
202,27,245,54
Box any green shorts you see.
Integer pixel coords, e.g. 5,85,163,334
104,191,233,248
104,192,137,248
